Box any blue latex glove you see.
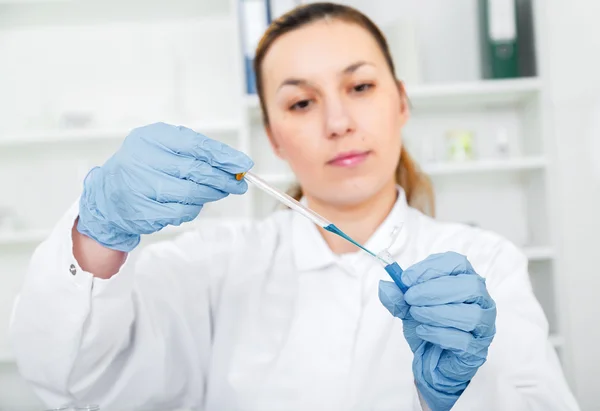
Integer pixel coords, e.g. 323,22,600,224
378,252,496,411
77,122,253,252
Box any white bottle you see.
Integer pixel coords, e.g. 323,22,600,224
495,129,510,158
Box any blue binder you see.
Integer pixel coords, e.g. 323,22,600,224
239,0,270,94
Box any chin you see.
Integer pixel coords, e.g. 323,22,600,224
312,174,394,207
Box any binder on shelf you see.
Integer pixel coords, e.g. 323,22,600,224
240,0,270,94
478,0,519,79
515,0,537,77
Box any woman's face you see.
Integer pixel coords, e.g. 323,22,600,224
261,19,409,206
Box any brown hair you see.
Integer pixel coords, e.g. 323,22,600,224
253,2,435,217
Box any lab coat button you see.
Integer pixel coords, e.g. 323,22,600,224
69,264,77,275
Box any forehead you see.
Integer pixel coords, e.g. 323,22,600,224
261,20,386,84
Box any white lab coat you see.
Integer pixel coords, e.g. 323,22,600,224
9,188,579,411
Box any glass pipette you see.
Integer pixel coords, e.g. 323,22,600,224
236,171,377,258
236,171,410,292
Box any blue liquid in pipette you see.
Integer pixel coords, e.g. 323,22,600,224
324,223,409,293
324,224,377,257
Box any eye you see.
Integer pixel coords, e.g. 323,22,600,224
353,83,374,93
290,99,312,111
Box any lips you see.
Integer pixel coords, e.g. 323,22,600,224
327,150,371,167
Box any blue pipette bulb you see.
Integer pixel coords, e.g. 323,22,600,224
377,249,408,293
384,261,408,293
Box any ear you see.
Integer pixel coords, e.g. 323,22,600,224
396,80,411,126
265,124,286,160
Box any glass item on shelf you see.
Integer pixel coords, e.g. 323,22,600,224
495,128,510,157
446,130,475,161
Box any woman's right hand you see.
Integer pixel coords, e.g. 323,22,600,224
76,122,253,253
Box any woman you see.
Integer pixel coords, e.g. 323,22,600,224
9,3,578,411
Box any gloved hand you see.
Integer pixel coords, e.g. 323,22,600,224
77,122,253,252
378,252,496,411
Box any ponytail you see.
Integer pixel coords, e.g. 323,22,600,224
395,146,435,217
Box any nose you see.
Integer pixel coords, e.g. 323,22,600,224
324,95,355,139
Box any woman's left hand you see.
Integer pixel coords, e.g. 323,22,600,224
378,252,497,411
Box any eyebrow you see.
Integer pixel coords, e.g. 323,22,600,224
277,60,374,90
343,60,373,74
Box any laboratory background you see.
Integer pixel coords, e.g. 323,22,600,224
0,0,599,409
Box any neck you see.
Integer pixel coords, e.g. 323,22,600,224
305,179,398,255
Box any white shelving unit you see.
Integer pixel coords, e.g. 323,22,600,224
524,246,555,261
0,121,241,147
0,0,567,406
422,156,547,175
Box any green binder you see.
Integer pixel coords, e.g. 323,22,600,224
479,0,519,79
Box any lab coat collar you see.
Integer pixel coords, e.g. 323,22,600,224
291,186,409,273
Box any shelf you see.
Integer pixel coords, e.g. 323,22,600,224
405,78,542,110
0,226,196,247
0,229,49,246
523,246,555,261
0,1,235,26
0,121,240,148
422,157,547,175
0,217,252,247
244,78,542,111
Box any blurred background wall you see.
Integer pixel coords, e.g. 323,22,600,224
0,0,598,409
